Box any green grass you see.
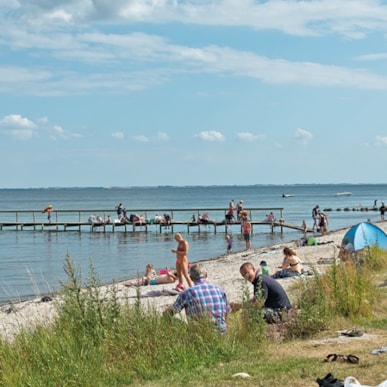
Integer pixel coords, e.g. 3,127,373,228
1,250,387,386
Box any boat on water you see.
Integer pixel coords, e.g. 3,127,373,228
335,192,352,197
282,194,294,198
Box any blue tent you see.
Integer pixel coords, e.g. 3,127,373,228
343,222,387,251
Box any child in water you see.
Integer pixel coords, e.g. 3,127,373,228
226,235,232,253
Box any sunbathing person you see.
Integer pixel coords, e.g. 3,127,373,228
124,270,177,287
272,247,303,279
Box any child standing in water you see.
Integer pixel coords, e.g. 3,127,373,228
226,235,232,253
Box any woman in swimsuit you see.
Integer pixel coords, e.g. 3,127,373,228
272,247,303,279
171,233,193,291
124,270,178,287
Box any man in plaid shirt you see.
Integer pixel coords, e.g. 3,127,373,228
166,263,231,334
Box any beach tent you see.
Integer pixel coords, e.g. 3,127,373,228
342,222,387,251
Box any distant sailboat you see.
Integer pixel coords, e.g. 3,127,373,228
335,192,352,197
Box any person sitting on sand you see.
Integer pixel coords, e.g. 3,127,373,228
271,247,303,279
124,269,177,287
337,238,354,261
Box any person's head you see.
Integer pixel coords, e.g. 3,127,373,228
226,234,231,240
145,264,154,271
174,232,183,242
239,262,257,283
259,260,267,267
189,263,207,282
283,247,296,256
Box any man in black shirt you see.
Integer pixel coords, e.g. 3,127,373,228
240,262,292,323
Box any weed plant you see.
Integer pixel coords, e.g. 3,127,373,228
1,249,387,386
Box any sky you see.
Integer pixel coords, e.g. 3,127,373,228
1,0,387,188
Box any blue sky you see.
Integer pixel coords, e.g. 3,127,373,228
1,0,387,188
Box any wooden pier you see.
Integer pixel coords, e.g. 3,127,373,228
0,207,313,235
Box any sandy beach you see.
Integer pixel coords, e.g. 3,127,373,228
1,222,387,341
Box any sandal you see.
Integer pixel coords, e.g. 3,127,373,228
324,354,359,364
341,328,363,337
175,284,185,292
346,354,360,364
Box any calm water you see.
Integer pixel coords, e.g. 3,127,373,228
0,184,385,303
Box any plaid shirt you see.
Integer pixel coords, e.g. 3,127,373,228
172,279,231,333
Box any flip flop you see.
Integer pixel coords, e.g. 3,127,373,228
324,354,359,364
324,354,339,362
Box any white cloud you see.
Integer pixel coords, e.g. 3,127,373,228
156,132,170,141
12,0,387,40
0,114,37,140
0,114,36,129
375,136,387,146
294,128,313,145
195,130,225,142
112,131,125,139
236,132,265,141
133,134,149,142
49,124,81,140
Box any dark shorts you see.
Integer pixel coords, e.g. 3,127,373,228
243,233,250,241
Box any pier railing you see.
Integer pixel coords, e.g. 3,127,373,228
0,207,304,234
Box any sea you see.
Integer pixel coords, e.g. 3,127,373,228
0,184,385,304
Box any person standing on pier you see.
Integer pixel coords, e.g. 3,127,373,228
237,200,244,222
226,199,235,223
171,233,193,291
42,205,53,223
116,203,124,220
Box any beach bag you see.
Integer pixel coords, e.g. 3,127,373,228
344,376,387,387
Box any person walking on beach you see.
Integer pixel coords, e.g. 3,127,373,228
301,219,307,237
380,201,386,222
164,263,231,334
171,233,193,291
239,262,292,323
242,218,252,250
318,210,328,235
312,205,319,230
